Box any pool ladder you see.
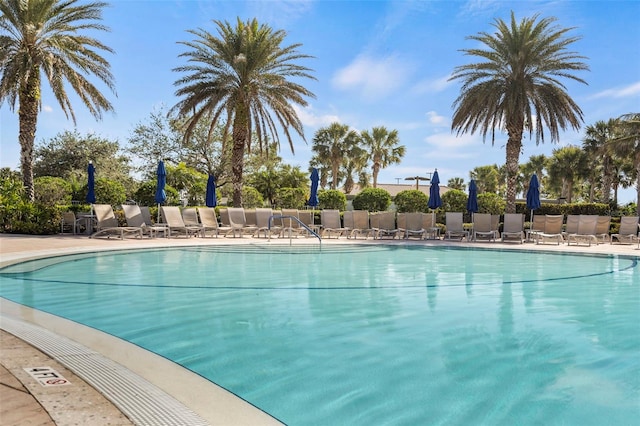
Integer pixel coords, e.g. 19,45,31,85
268,215,322,247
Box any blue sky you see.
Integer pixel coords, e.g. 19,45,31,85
1,0,639,202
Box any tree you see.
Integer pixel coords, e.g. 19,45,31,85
172,18,316,207
449,12,588,213
34,130,131,182
447,177,466,191
0,0,116,201
311,123,360,190
547,146,588,203
609,113,640,214
360,126,405,188
470,165,500,193
583,119,617,203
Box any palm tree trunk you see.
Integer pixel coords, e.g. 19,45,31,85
504,136,522,213
231,107,249,207
372,163,380,188
601,156,612,203
18,74,40,202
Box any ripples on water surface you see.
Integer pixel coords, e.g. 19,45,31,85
1,245,638,425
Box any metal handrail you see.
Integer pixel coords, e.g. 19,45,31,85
268,215,321,247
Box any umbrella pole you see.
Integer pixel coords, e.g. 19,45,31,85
157,203,161,224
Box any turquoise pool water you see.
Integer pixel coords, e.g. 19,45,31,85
1,245,638,425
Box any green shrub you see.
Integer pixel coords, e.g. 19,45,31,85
242,186,264,208
1,202,60,234
34,176,72,205
478,192,506,215
352,187,391,212
91,178,127,206
394,190,428,213
275,187,307,209
318,189,347,210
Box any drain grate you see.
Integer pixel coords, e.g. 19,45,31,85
2,316,209,426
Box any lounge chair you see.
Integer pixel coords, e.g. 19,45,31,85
566,215,599,246
611,216,639,244
501,213,524,243
595,216,611,243
196,207,231,238
422,212,440,239
445,212,469,241
60,211,78,234
526,214,546,242
370,211,399,239
345,210,374,239
254,208,281,238
563,214,580,240
226,207,257,237
122,204,167,238
472,213,497,242
298,210,320,236
398,212,426,240
280,209,302,237
321,209,348,238
160,206,201,238
90,204,143,239
536,215,564,245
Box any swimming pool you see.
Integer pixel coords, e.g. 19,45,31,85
1,245,638,425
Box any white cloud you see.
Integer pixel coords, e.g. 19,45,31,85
589,81,640,99
332,54,413,100
425,111,448,126
424,132,478,149
293,104,340,128
412,75,453,94
43,105,53,113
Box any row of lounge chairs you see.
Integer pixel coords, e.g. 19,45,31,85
83,205,640,246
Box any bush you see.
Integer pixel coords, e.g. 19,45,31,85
478,192,506,215
242,186,264,208
88,178,127,206
0,201,61,234
133,181,180,206
352,188,391,212
394,190,428,213
275,187,307,209
318,189,347,210
34,176,72,205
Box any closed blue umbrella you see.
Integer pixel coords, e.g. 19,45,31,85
205,174,217,208
155,161,167,222
86,162,96,204
467,178,478,212
307,168,320,207
526,174,541,232
427,170,442,210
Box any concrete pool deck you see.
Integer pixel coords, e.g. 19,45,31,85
1,233,639,425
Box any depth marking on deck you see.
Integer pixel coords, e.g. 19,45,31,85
24,366,71,387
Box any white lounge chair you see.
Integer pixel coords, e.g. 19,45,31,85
254,208,281,238
536,215,564,245
501,213,524,243
611,216,639,244
472,213,497,242
566,215,599,246
160,206,201,238
595,216,611,243
321,209,348,238
345,210,374,239
445,212,469,241
196,207,231,238
122,204,167,238
370,211,399,239
91,204,143,239
226,207,257,238
398,212,426,240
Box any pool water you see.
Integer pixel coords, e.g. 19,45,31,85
1,245,639,425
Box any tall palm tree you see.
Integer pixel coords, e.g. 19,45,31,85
547,146,588,203
311,122,360,190
609,113,640,213
582,119,617,203
449,12,588,213
360,126,405,188
172,18,316,207
0,0,116,201
447,177,466,191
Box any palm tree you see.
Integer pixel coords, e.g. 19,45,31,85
0,0,116,201
311,122,360,190
172,18,316,207
449,12,588,213
583,119,617,203
609,113,640,213
447,177,466,191
360,126,405,188
547,146,588,203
